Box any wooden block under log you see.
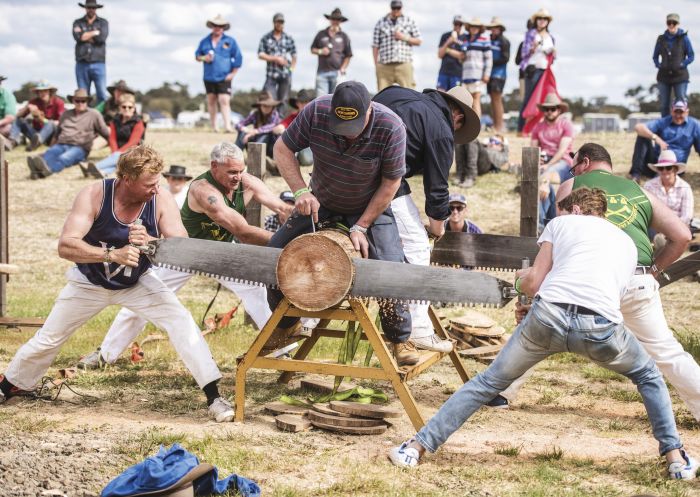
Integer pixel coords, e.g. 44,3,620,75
301,378,357,394
312,403,355,417
275,414,312,432
458,344,503,358
276,231,359,311
310,419,388,435
450,310,496,329
330,401,402,419
264,401,309,416
308,410,386,427
0,317,45,328
452,324,505,338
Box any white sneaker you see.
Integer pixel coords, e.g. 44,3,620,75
77,348,106,369
410,334,453,353
388,440,421,468
208,397,234,423
668,450,699,480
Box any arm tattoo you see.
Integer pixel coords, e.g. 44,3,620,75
207,195,217,205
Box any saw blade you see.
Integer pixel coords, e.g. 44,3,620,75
146,238,280,287
431,232,539,271
658,251,700,288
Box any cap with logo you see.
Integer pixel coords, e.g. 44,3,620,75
328,81,371,137
449,193,467,206
279,191,295,203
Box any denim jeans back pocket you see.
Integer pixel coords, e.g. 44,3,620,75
582,325,621,363
519,309,555,352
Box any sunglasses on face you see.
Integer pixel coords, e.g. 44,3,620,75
450,205,465,212
542,107,558,113
667,21,679,26
673,109,686,114
274,20,284,24
392,7,402,11
536,17,548,21
656,166,676,171
74,99,88,104
120,105,134,110
568,155,586,176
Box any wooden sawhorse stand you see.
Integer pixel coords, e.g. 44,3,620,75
234,297,470,430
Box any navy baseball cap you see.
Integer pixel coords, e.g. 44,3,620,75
279,191,294,203
449,193,467,205
329,81,371,137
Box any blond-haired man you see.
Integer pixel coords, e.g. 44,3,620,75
0,145,235,422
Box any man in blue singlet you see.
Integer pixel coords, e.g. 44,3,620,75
0,145,235,423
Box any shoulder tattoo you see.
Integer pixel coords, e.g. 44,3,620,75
207,195,217,205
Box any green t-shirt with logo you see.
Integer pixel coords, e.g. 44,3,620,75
573,170,654,266
180,171,245,242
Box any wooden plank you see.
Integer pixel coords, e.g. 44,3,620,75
450,324,505,338
252,357,389,380
458,344,503,357
311,403,354,418
308,410,386,427
0,317,45,328
0,139,8,317
520,147,540,237
330,400,402,419
275,414,312,432
244,142,264,229
310,419,388,435
264,401,309,416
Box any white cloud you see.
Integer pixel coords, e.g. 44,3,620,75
0,43,41,67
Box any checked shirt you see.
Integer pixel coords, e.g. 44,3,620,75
258,30,297,79
372,14,421,64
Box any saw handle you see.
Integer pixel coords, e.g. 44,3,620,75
518,258,531,306
124,219,143,277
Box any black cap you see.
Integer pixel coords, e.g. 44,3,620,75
329,81,371,137
390,0,403,8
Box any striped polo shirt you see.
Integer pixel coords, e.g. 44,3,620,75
281,95,406,214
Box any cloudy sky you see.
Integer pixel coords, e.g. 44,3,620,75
1,0,699,104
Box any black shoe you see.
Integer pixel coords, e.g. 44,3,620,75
28,155,52,178
486,394,509,409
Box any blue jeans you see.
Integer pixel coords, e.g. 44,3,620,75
547,159,574,182
416,299,682,456
75,61,107,104
42,143,87,173
658,80,689,117
315,70,338,96
9,118,56,145
629,136,659,179
235,132,276,158
539,183,557,232
96,151,121,174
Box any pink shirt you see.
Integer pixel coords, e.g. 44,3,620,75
531,117,574,165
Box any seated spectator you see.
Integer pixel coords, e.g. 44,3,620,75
96,79,135,125
530,93,574,182
86,93,145,178
162,164,192,209
0,75,17,150
444,193,482,233
643,150,693,251
273,89,314,166
454,134,512,186
26,89,109,180
8,80,64,152
235,91,281,158
629,100,700,180
264,191,295,232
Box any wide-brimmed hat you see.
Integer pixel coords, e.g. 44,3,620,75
78,0,103,8
206,14,230,30
108,79,135,96
649,149,686,174
537,93,568,112
0,75,6,82
487,16,506,30
465,17,485,28
67,88,94,103
530,8,553,24
289,89,315,109
252,91,280,108
32,80,57,92
436,86,481,144
162,165,192,180
324,8,348,22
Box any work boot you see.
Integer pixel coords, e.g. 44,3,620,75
26,134,40,152
410,334,453,353
393,341,420,367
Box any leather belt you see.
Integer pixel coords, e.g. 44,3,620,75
550,301,598,316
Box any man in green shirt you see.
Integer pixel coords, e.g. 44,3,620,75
0,75,17,150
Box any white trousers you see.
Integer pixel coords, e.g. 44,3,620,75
5,268,221,390
502,274,700,420
99,267,272,363
391,195,434,339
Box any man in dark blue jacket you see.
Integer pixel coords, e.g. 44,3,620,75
373,85,479,353
653,13,694,116
72,0,109,104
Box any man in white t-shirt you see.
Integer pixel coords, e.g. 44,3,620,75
389,187,698,480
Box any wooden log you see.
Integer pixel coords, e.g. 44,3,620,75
275,414,312,432
520,147,540,237
308,410,386,428
458,344,504,358
451,324,505,338
0,317,45,329
310,419,388,435
329,400,402,419
311,403,354,417
264,401,309,416
0,263,19,275
449,310,495,329
276,230,359,311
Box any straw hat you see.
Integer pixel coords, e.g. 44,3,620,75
206,14,230,30
530,8,553,24
648,149,686,174
537,93,569,112
67,88,94,103
437,86,481,144
487,17,506,30
252,91,281,108
33,80,57,92
465,17,485,28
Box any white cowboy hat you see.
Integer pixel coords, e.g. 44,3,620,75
648,149,687,174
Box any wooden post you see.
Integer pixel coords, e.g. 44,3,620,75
520,147,540,237
243,142,265,326
0,136,8,317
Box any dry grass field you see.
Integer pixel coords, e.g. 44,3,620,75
1,130,700,497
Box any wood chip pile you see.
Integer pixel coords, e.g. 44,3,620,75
445,309,511,364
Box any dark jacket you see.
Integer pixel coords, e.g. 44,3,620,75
653,29,694,84
73,15,109,63
373,86,455,221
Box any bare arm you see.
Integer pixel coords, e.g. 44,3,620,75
244,174,294,220
189,180,272,245
357,176,401,229
372,46,379,65
647,190,692,275
438,35,454,59
274,138,307,194
555,178,574,215
519,241,553,297
546,136,572,167
156,189,188,238
635,123,668,150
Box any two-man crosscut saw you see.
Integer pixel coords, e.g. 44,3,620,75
144,237,516,308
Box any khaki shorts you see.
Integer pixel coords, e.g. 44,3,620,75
376,62,415,91
463,80,486,94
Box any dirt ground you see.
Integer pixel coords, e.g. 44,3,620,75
1,130,700,497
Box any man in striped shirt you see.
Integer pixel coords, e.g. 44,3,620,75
271,81,419,366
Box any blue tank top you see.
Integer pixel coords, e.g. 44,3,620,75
77,179,159,290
